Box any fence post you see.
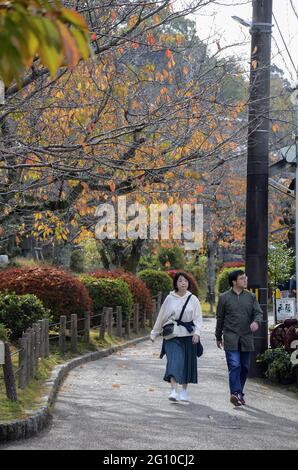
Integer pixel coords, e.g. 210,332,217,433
44,319,49,358
18,336,27,389
59,315,67,355
133,303,139,334
125,314,131,338
107,308,113,336
33,323,40,367
141,309,146,330
99,308,107,340
24,330,32,381
84,312,90,343
71,314,78,353
38,319,45,358
151,299,157,327
116,306,122,337
29,327,35,378
3,343,17,401
157,291,162,313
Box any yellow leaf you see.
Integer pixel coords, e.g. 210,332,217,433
272,123,280,133
251,59,258,70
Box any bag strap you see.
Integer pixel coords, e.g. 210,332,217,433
178,294,192,322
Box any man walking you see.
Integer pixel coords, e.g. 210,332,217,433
215,270,263,406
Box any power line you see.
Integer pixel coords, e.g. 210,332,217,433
271,35,295,81
272,11,296,73
289,0,298,21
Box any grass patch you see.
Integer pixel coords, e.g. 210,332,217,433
0,354,62,423
201,301,216,317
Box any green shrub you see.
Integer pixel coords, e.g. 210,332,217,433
158,246,185,270
0,323,10,342
257,348,296,384
70,248,85,273
80,276,133,324
137,269,173,297
89,269,153,321
217,266,245,295
0,292,52,340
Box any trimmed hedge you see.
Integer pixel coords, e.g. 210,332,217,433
222,261,245,269
89,269,153,321
166,270,199,296
0,267,92,323
137,269,173,297
217,266,245,294
80,276,133,325
0,291,51,340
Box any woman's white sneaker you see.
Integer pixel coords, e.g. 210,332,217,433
179,389,189,401
168,389,179,401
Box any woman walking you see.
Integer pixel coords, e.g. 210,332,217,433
150,272,203,402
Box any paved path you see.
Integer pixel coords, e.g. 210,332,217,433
1,318,298,450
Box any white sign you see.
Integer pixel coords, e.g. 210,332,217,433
0,341,4,365
276,298,297,321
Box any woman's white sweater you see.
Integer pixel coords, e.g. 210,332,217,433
150,290,203,340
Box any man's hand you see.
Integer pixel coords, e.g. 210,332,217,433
192,334,200,344
250,321,259,333
216,339,224,349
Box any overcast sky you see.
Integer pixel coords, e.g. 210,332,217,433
192,0,298,84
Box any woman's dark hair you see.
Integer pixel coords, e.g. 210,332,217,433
228,269,245,287
173,272,192,292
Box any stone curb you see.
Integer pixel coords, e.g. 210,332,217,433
0,335,150,443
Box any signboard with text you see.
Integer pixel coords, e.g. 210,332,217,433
276,298,297,321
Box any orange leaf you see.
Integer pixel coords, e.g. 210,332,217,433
109,181,116,192
165,49,172,59
56,20,81,68
251,59,258,70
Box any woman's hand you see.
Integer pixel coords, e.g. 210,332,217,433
192,334,200,344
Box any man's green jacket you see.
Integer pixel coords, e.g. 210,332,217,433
215,288,263,351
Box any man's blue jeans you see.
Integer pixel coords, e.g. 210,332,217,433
225,350,251,396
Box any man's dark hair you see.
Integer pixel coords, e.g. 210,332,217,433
173,272,192,292
228,270,245,287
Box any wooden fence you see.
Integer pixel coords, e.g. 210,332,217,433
1,293,163,401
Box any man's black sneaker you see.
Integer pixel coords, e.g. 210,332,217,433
230,393,242,406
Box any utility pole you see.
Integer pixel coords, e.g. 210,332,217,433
293,69,298,317
245,0,273,377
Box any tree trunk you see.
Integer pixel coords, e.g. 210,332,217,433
98,238,145,273
206,239,217,315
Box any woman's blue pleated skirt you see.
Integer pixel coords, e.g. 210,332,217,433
163,336,198,384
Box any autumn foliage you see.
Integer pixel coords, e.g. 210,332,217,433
0,267,92,322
